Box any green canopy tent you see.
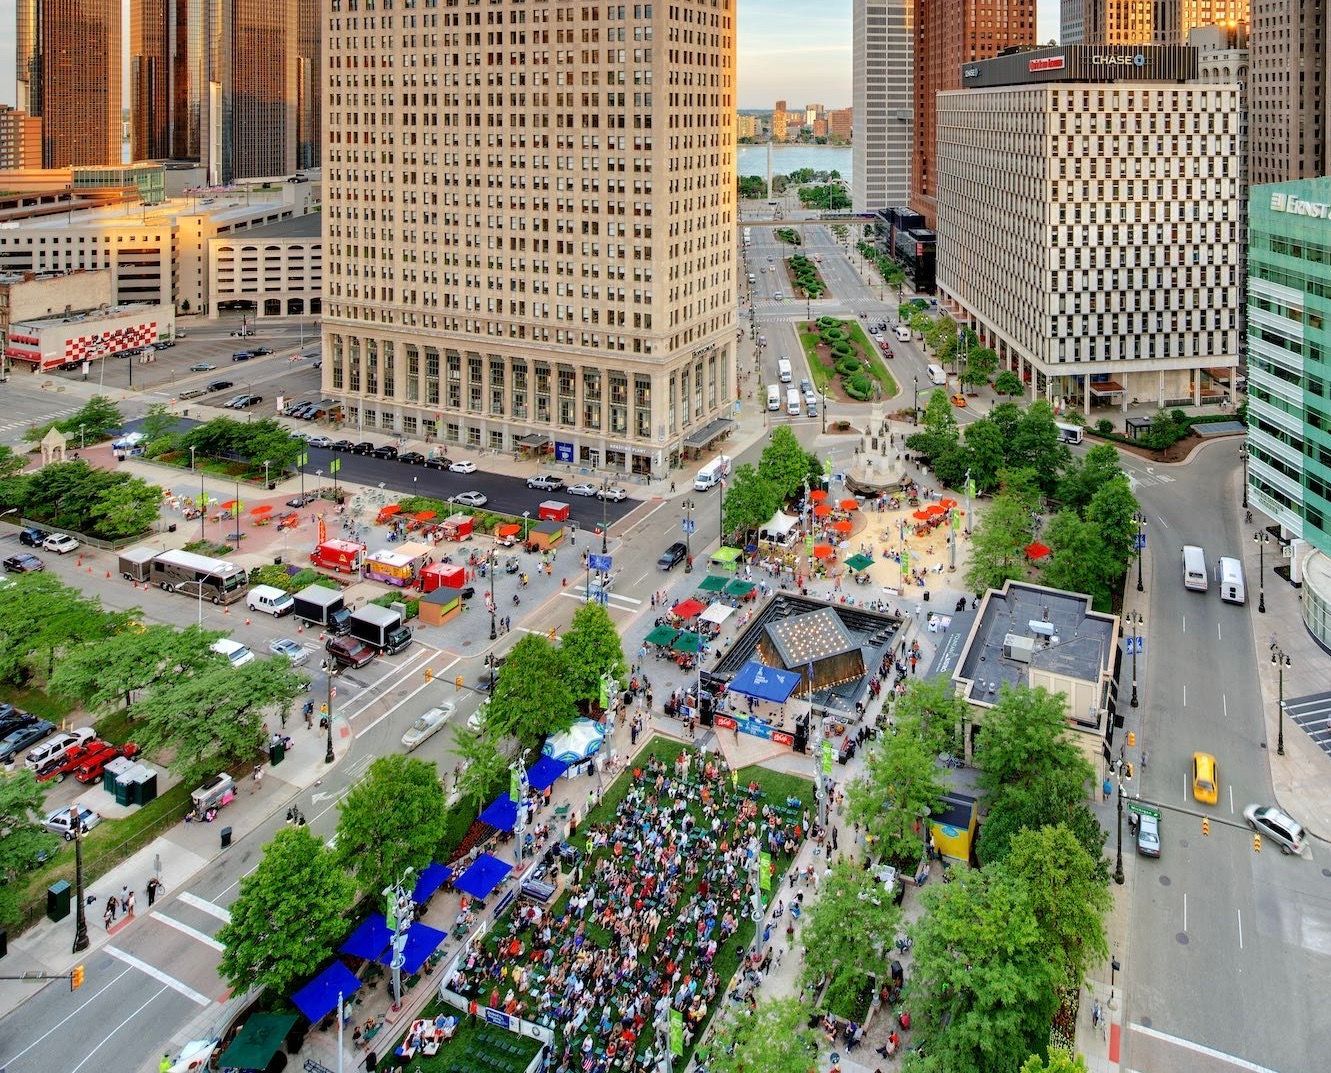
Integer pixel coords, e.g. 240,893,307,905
671,630,705,653
645,625,680,647
217,1013,299,1072
845,553,875,573
696,575,728,593
723,579,757,598
709,546,744,573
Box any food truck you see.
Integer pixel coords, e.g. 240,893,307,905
363,548,416,586
538,500,571,522
310,539,365,574
439,513,475,542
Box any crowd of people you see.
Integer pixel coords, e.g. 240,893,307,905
448,748,806,1073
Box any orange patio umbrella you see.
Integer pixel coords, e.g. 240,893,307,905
1025,541,1051,560
923,503,946,518
840,498,859,511
219,499,241,513
812,543,835,559
414,510,437,522
831,519,854,534
379,504,402,517
809,489,829,503
249,504,273,516
813,504,833,518
939,497,958,509
912,509,931,522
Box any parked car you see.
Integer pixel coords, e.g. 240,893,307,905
223,395,249,409
154,339,176,350
3,553,44,573
43,804,102,840
329,440,354,452
0,708,37,737
422,456,452,470
1135,813,1161,858
268,637,310,666
401,703,456,751
370,445,399,460
657,541,688,570
286,493,317,508
307,436,334,448
24,728,96,771
451,491,488,508
1243,804,1306,855
252,346,273,356
325,635,377,669
18,527,48,547
207,380,235,392
398,451,426,465
35,739,110,784
351,441,374,455
179,388,207,400
567,483,597,497
236,395,263,408
189,362,216,372
231,351,254,362
0,720,55,766
598,486,628,502
526,474,564,491
42,533,80,555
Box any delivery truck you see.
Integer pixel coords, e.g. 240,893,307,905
117,546,159,583
310,539,365,574
290,584,353,633
348,604,414,654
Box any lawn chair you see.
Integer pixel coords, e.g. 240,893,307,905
552,802,571,821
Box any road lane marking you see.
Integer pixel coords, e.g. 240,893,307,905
1218,622,1222,642
1229,784,1235,815
1183,892,1187,932
104,945,211,1006
177,891,232,923
1182,684,1187,707
1181,615,1187,633
1223,694,1228,720
66,986,172,1073
1129,1023,1279,1072
634,571,649,585
0,966,136,1065
1155,514,1169,528
1237,908,1243,949
356,654,459,738
342,647,435,721
154,911,225,951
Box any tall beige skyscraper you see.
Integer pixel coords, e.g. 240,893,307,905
1249,0,1327,184
321,0,738,477
1083,0,1248,43
853,0,913,213
15,0,122,167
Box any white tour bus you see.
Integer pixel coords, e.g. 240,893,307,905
1182,545,1208,592
1055,421,1085,445
777,358,793,383
786,388,802,416
1217,556,1246,605
149,548,249,605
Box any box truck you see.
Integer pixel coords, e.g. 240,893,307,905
348,604,414,654
291,584,353,633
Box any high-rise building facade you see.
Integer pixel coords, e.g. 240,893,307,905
829,107,854,142
15,0,122,168
1084,0,1154,43
1249,0,1327,185
1083,0,1248,44
0,105,43,170
936,46,1241,413
131,0,175,161
910,0,1036,228
1061,0,1086,43
321,0,738,479
297,0,321,171
853,0,912,214
772,99,789,141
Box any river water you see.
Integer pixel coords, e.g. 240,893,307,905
737,144,853,180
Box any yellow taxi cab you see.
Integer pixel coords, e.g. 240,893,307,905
1192,752,1219,806
951,394,967,408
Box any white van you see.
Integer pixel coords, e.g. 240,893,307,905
1218,556,1246,604
894,324,911,341
777,358,792,384
927,363,947,386
748,273,756,284
694,456,733,491
211,638,256,667
1182,545,1208,592
786,388,802,416
767,384,781,411
247,584,294,617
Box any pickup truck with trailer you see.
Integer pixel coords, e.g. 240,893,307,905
347,605,413,655
73,742,141,784
290,584,353,633
35,739,109,783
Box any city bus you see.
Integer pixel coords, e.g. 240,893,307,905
1055,421,1085,445
147,549,249,605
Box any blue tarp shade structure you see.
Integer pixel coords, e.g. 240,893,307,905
412,863,452,904
291,960,362,1024
479,792,518,832
379,921,448,976
729,660,802,704
455,853,513,900
526,754,568,793
338,913,391,960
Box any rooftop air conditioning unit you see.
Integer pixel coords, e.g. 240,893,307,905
1003,634,1036,664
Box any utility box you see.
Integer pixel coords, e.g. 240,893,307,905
269,741,286,766
46,880,71,922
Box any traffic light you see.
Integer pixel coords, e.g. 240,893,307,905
1126,731,1136,747
1253,834,1262,853
1201,817,1210,836
70,965,85,990
1124,763,1134,780
455,674,465,690
320,703,329,715
424,667,434,682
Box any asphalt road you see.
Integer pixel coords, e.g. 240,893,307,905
1121,443,1331,1073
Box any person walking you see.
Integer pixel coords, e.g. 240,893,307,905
251,765,264,794
104,897,116,928
160,1053,173,1073
125,889,136,917
146,876,161,907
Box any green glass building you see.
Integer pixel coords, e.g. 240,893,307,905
1247,178,1331,650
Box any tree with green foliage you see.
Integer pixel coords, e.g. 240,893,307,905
453,723,511,812
801,859,901,1015
1009,402,1070,497
559,601,628,710
1056,443,1124,515
1020,1051,1090,1073
0,769,58,927
0,572,125,685
974,685,1094,806
962,346,998,389
1084,475,1139,571
25,395,125,444
179,417,303,478
908,866,1061,1073
335,754,449,896
722,463,781,540
1040,510,1117,611
976,776,1108,878
737,175,767,200
847,713,945,865
798,184,851,210
1000,824,1110,987
758,426,813,501
961,418,1008,495
140,403,179,446
893,677,971,757
908,389,961,463
11,460,162,541
0,445,25,481
51,623,219,713
994,370,1024,397
486,633,577,747
132,657,306,780
86,476,164,538
964,479,1038,594
217,826,355,995
704,998,821,1073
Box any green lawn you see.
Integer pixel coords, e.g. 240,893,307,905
799,328,834,393
6,685,75,723
844,319,899,397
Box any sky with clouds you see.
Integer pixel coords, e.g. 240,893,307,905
0,0,1061,114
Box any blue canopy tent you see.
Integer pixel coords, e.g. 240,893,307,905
454,853,513,900
379,922,448,976
338,913,391,960
728,661,802,704
479,793,518,832
291,961,362,1023
412,863,452,904
526,754,568,793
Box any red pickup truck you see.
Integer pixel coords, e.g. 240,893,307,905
72,742,141,784
34,739,110,784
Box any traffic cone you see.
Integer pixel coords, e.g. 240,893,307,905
244,617,252,625
105,570,111,579
296,621,303,634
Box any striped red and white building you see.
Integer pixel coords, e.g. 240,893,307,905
4,302,174,372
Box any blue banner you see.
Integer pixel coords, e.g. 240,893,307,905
588,553,612,571
555,441,574,463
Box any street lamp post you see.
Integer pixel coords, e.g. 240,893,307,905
263,460,270,491
682,499,695,572
600,478,609,555
717,477,725,550
1127,610,1142,709
233,476,242,544
1271,640,1291,756
1134,511,1146,593
324,662,339,764
489,549,498,640
79,424,86,450
1254,529,1269,614
1240,445,1249,510
1113,758,1130,886
913,375,919,426
71,819,89,953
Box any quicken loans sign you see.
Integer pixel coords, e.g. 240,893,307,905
1271,192,1331,219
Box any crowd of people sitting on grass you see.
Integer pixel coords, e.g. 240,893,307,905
449,748,806,1073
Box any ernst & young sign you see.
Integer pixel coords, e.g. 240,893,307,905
1271,192,1331,219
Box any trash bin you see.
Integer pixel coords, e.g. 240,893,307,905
269,741,285,766
220,826,233,850
46,880,71,923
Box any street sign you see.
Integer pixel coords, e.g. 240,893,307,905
588,553,612,572
1127,801,1160,819
681,519,696,535
1134,532,1147,550
1124,636,1143,654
